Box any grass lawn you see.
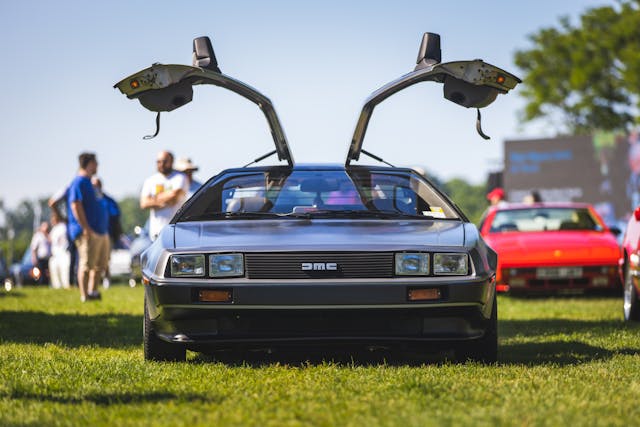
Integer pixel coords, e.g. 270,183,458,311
1,285,639,426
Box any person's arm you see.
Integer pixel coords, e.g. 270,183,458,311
71,201,93,236
154,188,185,207
48,186,68,220
140,178,163,209
155,172,188,207
140,194,163,209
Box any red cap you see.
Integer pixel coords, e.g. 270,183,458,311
487,187,505,201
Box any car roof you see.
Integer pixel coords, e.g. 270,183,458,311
217,163,421,174
491,202,594,212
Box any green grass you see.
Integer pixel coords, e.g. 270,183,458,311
1,286,639,426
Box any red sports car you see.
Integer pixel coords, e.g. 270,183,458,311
479,203,621,294
621,206,640,321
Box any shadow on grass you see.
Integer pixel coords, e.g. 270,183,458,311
2,311,638,365
188,318,640,367
0,311,141,348
189,347,454,367
498,318,640,366
4,390,222,405
0,291,26,298
499,341,638,365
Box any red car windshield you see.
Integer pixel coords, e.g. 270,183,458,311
489,207,600,233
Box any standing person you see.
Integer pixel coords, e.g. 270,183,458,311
92,176,123,288
486,187,507,207
48,186,78,286
48,211,70,289
174,157,203,199
29,221,51,285
140,150,189,240
66,152,110,302
92,177,123,246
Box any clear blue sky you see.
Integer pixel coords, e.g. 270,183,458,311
0,0,609,209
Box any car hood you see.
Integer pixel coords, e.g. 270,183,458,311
173,219,466,251
484,231,620,266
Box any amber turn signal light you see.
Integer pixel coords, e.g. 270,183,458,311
199,289,233,302
130,79,140,89
408,288,441,301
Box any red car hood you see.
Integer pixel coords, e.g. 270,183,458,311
484,231,620,267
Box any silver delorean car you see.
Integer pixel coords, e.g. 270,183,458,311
115,34,519,362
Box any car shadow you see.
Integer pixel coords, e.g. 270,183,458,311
189,348,454,367
2,311,638,365
2,390,222,406
499,318,640,366
0,311,141,348
189,318,640,367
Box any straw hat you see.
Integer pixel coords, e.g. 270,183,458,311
174,157,199,172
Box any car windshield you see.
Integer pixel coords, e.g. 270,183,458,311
489,207,600,233
178,168,460,221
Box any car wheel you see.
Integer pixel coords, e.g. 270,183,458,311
623,265,640,322
143,297,186,361
457,293,497,364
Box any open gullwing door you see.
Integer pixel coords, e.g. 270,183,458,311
346,32,521,166
114,36,293,166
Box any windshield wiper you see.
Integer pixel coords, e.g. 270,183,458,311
302,209,436,220
180,211,288,221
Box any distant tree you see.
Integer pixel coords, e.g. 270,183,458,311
443,178,487,225
118,196,148,236
514,1,640,133
0,199,49,263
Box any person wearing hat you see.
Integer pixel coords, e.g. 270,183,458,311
487,187,507,206
174,157,203,199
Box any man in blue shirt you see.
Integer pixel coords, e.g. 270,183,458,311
67,152,110,302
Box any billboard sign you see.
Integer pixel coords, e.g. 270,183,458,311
504,131,639,224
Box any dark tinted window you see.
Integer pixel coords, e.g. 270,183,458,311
179,169,459,221
489,207,599,233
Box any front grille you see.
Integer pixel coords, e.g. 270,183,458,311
245,252,394,279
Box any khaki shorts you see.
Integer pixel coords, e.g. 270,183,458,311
75,232,110,271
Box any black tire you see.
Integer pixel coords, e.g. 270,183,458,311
143,297,186,361
623,264,640,322
457,293,497,364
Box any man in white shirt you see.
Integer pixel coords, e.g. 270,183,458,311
48,211,70,289
140,150,189,240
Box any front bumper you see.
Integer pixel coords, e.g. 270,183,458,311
145,277,495,348
497,264,620,294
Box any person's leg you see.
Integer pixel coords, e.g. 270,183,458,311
68,243,78,286
60,252,70,289
75,235,90,301
88,233,108,298
38,258,50,285
49,256,60,289
102,235,112,288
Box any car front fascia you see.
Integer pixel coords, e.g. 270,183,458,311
142,243,496,347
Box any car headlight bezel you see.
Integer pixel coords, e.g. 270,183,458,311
433,253,469,276
395,253,430,276
170,254,206,277
210,253,245,278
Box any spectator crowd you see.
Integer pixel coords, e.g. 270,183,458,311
20,150,201,303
